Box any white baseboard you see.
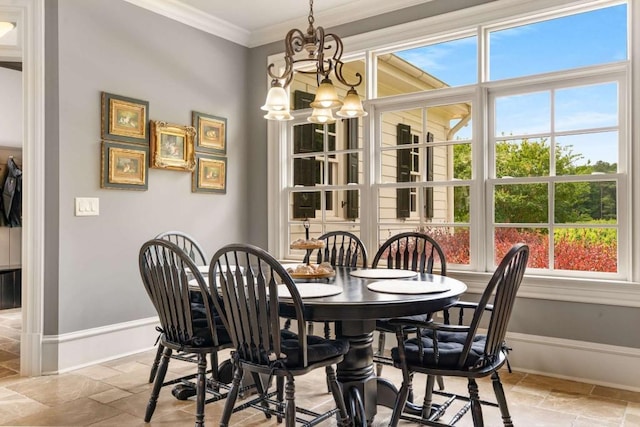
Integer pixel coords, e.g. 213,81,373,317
506,332,640,392
41,317,160,375
40,319,640,392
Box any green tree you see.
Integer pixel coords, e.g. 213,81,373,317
453,138,604,223
453,143,471,222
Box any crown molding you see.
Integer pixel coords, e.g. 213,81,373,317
122,0,251,46
123,0,431,48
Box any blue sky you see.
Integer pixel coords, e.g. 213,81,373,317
396,4,627,166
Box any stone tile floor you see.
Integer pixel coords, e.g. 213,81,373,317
0,308,638,426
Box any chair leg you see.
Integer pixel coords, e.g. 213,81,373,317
195,354,207,427
491,371,514,427
284,374,296,427
376,331,386,376
219,363,243,427
145,346,172,422
276,375,284,423
209,351,220,392
436,375,445,390
148,343,164,383
326,365,349,427
468,378,484,427
421,374,435,419
389,376,413,427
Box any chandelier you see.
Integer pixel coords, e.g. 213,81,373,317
261,0,367,123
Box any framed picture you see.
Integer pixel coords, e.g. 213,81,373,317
192,111,226,154
192,153,227,194
100,141,148,190
101,92,149,144
150,120,196,171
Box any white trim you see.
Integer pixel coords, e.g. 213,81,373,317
122,0,251,46
42,317,160,375
0,0,46,378
450,271,640,307
123,0,431,48
506,332,640,392
343,0,621,55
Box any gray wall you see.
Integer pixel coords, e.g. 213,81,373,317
46,0,249,335
245,0,640,350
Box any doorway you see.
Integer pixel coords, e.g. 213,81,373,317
0,0,45,377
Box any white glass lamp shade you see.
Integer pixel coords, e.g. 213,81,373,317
336,88,368,118
0,22,15,39
307,108,336,124
264,109,294,121
309,78,342,109
261,84,289,111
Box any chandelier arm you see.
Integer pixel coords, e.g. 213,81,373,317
323,32,362,88
334,62,363,88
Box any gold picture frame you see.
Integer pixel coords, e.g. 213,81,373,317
192,111,227,154
192,153,227,194
100,141,148,190
101,92,149,144
150,120,196,171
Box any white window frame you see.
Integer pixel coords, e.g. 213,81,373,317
266,0,640,307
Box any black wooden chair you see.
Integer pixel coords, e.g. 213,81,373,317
371,232,447,378
147,231,209,383
388,243,529,427
138,239,233,426
209,243,350,427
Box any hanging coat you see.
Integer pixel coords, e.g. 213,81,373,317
1,157,22,227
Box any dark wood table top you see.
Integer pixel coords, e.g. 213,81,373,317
279,266,467,322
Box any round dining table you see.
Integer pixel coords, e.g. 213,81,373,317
278,266,467,425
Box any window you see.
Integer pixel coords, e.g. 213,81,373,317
271,1,631,284
490,79,622,274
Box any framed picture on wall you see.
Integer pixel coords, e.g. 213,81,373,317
101,92,149,144
192,153,227,194
149,120,196,171
100,141,148,190
192,111,226,154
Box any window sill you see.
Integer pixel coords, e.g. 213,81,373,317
448,271,640,308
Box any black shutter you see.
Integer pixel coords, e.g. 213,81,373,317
293,158,317,219
294,90,314,110
345,118,359,219
396,123,411,218
293,90,318,218
425,132,434,219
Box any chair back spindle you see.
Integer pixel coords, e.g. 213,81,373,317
373,231,446,275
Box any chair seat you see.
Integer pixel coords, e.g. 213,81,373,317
281,334,349,368
391,331,487,369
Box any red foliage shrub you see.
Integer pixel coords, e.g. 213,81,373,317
418,227,616,273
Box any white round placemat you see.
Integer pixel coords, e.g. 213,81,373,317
278,283,342,299
350,269,418,279
367,280,450,294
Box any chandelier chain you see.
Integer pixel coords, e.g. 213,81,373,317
308,0,314,26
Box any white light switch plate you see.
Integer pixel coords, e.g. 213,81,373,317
75,197,99,216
